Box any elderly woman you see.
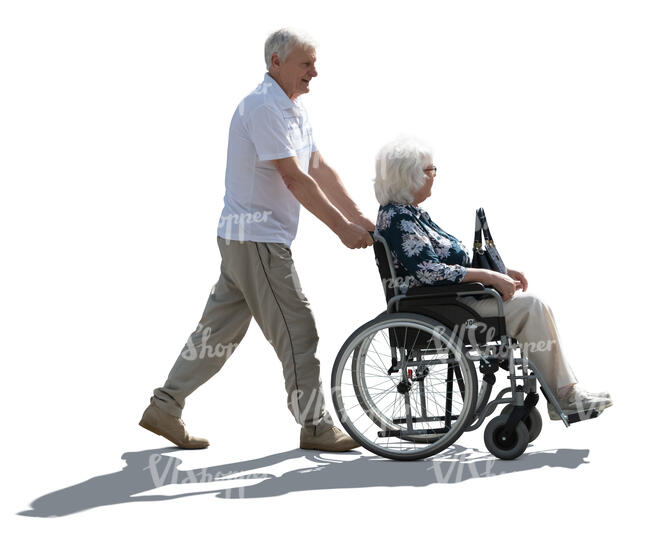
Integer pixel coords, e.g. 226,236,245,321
372,137,612,420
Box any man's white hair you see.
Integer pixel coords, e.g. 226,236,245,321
264,28,317,70
373,137,434,206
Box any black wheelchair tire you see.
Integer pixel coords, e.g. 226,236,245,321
484,414,529,460
500,404,543,443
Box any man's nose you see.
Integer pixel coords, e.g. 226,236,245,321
310,67,318,77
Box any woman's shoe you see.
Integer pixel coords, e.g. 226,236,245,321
547,386,613,421
591,391,611,399
571,385,611,401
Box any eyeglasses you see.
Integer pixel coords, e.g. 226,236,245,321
424,165,437,173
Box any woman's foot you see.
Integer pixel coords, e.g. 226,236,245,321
557,384,610,401
566,385,612,401
548,385,613,420
590,391,611,399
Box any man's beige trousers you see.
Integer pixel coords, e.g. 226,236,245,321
152,236,335,437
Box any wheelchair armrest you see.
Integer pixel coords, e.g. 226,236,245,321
391,282,506,320
404,282,487,299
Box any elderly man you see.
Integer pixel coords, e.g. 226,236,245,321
139,28,375,452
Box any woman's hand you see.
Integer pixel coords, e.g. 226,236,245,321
506,268,528,292
488,271,523,302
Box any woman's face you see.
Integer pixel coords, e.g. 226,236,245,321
412,164,437,205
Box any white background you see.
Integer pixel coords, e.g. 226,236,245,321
2,0,648,530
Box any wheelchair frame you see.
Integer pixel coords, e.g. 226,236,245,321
330,233,599,461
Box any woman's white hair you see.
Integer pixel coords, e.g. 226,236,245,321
373,137,434,206
264,28,317,70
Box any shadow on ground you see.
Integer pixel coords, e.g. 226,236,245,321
17,444,589,517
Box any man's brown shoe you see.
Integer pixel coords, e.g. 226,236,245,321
139,399,209,449
300,425,361,452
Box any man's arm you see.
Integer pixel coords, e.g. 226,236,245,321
308,151,375,232
271,156,373,249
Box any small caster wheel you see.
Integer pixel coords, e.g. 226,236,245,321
484,414,529,460
501,404,543,443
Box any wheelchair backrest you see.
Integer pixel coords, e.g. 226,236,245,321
372,234,400,301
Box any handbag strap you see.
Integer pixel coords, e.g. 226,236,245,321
473,208,484,250
476,207,496,245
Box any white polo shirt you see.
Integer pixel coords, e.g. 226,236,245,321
217,72,318,245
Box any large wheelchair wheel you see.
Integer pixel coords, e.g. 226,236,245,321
331,313,478,461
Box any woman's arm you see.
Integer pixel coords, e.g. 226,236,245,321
462,267,522,301
378,207,522,299
506,268,528,291
379,208,467,286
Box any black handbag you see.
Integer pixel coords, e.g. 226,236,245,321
471,207,507,298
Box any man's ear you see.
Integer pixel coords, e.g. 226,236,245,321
269,52,281,73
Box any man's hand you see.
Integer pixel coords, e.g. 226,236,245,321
506,268,528,292
352,215,375,232
336,221,374,249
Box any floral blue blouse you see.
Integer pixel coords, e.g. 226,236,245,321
374,202,470,292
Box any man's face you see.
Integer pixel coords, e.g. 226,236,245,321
270,45,318,100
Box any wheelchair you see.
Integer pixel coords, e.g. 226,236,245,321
330,233,601,461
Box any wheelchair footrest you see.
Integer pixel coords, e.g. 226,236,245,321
567,409,601,424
